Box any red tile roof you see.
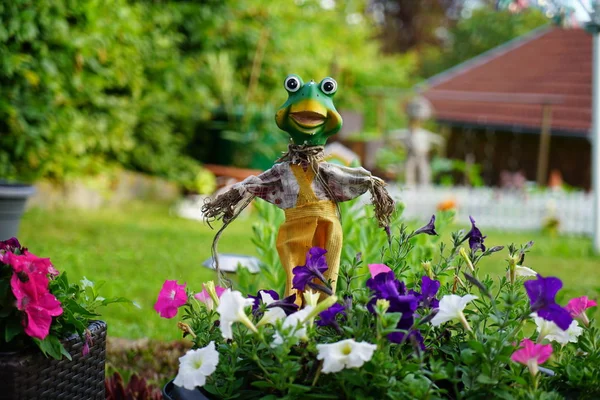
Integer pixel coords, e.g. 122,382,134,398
421,27,592,137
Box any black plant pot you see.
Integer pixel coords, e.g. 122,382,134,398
0,183,35,241
163,380,212,400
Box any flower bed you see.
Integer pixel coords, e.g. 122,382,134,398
155,214,600,399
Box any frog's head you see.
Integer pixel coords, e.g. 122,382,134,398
275,74,343,146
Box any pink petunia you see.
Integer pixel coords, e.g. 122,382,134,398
6,251,59,277
511,338,552,376
566,296,597,326
368,264,392,278
10,271,63,340
21,292,64,339
194,284,226,311
154,280,188,319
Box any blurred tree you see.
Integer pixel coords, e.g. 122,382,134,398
368,0,466,53
0,0,418,183
421,7,548,78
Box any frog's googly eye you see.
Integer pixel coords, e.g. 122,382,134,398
320,78,337,95
284,76,301,93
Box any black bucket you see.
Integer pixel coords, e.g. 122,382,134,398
0,183,35,241
162,380,211,400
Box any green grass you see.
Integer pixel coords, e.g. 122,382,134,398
19,202,600,340
20,202,258,340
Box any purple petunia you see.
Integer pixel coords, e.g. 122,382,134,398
389,328,426,350
267,294,299,316
409,276,441,309
248,290,298,316
366,269,420,346
292,247,329,292
248,289,280,314
524,274,573,330
463,216,486,252
366,271,405,302
414,215,438,236
316,303,346,328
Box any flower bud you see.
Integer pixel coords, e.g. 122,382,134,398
303,290,320,308
421,260,434,279
459,247,475,272
203,281,220,306
375,299,390,315
177,321,197,338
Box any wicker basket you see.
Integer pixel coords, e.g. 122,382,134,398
0,320,107,400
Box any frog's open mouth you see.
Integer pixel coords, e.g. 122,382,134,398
289,111,327,128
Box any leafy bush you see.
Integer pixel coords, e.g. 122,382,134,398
0,0,419,183
0,0,212,185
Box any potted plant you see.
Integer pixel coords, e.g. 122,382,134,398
0,182,35,240
155,214,600,399
0,237,127,399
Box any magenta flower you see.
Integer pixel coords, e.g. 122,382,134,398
292,247,329,291
368,264,392,278
524,275,572,330
82,329,93,356
0,237,22,253
566,296,597,327
154,280,188,319
511,338,553,376
6,251,59,277
10,271,63,340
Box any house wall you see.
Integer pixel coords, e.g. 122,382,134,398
445,126,591,190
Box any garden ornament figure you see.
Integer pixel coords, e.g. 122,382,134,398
202,75,395,304
389,96,444,187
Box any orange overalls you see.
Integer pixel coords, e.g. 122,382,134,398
276,164,342,304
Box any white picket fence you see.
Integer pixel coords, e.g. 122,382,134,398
389,186,593,236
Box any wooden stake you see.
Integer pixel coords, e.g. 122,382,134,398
536,104,553,186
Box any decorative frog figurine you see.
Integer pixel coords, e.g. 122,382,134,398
203,75,394,304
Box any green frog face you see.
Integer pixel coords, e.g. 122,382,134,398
275,74,343,146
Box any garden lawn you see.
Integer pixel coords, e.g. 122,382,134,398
20,202,600,340
20,202,257,340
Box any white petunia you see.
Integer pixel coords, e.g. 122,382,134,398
430,294,478,331
316,339,377,374
271,306,314,347
173,341,219,390
216,289,257,339
256,291,286,327
532,313,584,345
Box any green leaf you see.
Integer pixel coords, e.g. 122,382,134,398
101,297,132,306
4,319,23,342
468,340,485,354
251,381,275,389
476,374,498,385
64,299,98,318
33,335,68,360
